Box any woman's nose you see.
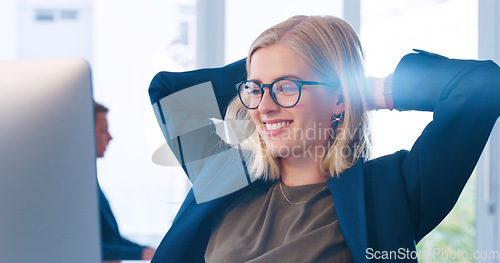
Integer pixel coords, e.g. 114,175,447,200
258,89,280,114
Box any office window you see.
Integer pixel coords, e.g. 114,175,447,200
360,0,478,261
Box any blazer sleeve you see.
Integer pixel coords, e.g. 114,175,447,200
391,49,500,241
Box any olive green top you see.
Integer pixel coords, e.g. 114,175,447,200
205,181,353,262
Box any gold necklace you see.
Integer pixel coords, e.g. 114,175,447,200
279,182,328,205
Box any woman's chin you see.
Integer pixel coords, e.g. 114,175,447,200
265,144,298,159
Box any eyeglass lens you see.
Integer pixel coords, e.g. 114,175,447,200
238,80,300,108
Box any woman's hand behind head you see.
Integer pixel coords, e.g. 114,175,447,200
366,74,393,110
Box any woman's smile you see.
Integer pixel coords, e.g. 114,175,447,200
262,119,293,136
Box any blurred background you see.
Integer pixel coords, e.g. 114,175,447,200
1,0,498,261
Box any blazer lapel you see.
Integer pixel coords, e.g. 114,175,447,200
327,159,369,263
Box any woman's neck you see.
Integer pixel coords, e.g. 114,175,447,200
280,156,328,186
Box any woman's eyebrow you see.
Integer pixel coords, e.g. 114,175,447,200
277,74,302,80
247,74,303,83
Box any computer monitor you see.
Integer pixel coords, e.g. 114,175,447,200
0,59,101,262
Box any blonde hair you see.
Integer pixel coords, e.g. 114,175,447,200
226,15,370,180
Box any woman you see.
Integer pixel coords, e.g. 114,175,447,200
151,15,499,262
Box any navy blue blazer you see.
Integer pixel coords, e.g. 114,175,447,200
148,50,500,262
99,185,145,260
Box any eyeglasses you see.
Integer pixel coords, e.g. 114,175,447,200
235,78,338,109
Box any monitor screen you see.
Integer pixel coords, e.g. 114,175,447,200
0,59,101,262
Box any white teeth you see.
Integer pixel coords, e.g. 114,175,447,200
265,121,291,131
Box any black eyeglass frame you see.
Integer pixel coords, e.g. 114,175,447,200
235,78,339,109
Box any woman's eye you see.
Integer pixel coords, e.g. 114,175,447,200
248,87,261,95
276,85,298,94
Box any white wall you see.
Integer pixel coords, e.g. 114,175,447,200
0,0,18,60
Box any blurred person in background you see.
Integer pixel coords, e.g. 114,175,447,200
94,102,156,262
